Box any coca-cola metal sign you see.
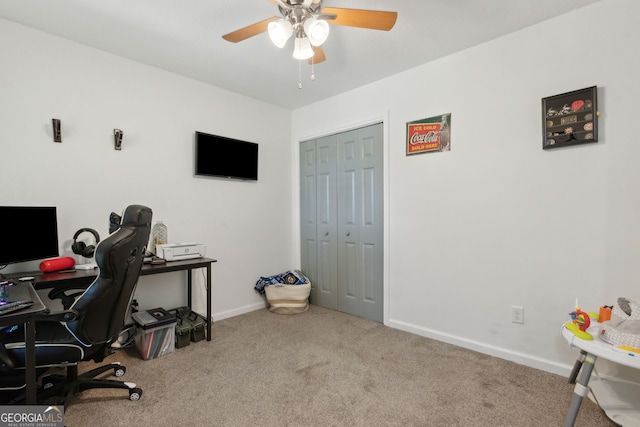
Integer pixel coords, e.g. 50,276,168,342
406,113,451,155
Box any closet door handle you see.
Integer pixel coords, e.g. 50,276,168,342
346,232,350,236
324,232,329,236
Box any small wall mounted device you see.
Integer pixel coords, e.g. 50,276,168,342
114,129,123,150
52,118,62,142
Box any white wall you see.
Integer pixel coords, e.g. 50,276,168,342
292,0,640,377
3,0,639,380
0,18,295,319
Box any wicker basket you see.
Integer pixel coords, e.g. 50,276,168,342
264,283,311,314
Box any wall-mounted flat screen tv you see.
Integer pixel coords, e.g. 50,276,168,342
195,131,259,181
0,206,59,266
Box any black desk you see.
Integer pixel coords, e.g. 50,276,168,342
11,257,216,342
0,282,48,404
140,257,216,341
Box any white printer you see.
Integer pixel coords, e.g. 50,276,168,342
155,243,206,261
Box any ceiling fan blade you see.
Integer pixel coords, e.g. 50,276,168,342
268,0,320,3
321,7,397,31
317,13,338,21
308,45,326,64
222,17,280,43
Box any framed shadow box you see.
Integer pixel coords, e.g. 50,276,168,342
542,86,598,150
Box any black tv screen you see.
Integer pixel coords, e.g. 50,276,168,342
195,131,259,181
0,206,59,266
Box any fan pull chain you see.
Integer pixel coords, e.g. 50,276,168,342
311,56,315,81
297,59,318,89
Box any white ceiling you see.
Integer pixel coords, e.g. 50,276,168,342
0,0,601,110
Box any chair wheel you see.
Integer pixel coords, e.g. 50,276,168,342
129,388,142,401
114,366,126,377
41,375,64,389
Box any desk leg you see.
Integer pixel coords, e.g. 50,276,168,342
24,318,37,404
206,263,211,341
563,352,596,427
187,268,193,307
186,265,212,342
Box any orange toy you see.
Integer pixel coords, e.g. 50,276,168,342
598,305,612,322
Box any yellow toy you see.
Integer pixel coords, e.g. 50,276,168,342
617,345,640,355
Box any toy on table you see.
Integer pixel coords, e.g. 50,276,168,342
565,299,593,340
615,345,640,356
598,305,612,322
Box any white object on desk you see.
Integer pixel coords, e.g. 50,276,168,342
75,263,98,270
562,323,640,426
155,243,205,261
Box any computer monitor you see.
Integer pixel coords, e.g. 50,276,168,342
0,206,59,267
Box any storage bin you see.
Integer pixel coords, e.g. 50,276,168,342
175,319,191,349
169,306,207,347
264,283,311,314
189,313,206,342
133,308,176,360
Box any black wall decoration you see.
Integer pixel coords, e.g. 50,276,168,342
542,86,598,150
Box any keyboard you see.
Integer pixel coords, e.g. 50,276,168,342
0,300,34,315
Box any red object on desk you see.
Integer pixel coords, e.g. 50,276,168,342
39,256,75,273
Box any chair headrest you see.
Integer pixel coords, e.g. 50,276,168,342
120,205,153,228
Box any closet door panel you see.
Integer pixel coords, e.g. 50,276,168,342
336,124,383,321
299,139,318,302
337,128,360,315
314,135,338,309
357,124,384,322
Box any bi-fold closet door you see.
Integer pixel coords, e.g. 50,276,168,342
300,123,383,322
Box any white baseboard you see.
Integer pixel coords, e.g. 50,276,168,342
213,301,267,322
387,318,571,377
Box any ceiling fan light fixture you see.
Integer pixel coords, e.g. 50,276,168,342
268,19,293,48
303,18,329,46
293,36,314,60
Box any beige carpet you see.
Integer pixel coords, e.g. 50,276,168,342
61,305,615,426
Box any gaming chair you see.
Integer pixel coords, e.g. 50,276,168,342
0,204,152,404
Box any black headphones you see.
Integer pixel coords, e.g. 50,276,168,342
72,228,101,258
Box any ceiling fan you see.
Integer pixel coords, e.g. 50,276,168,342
222,0,397,64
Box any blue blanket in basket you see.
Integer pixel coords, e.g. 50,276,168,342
254,270,309,295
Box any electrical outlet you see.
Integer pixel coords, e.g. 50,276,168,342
511,306,524,324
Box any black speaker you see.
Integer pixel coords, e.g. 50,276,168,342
72,228,100,258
